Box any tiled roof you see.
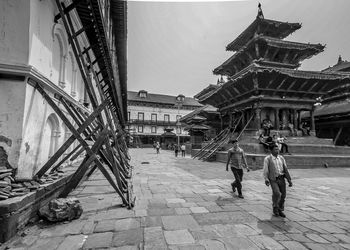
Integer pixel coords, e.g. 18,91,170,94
127,91,203,107
322,61,350,73
316,100,350,117
180,105,218,122
226,18,301,52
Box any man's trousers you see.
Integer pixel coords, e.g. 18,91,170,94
231,167,243,195
270,176,286,210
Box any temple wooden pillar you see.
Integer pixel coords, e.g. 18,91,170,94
281,109,289,129
274,108,280,130
253,108,261,129
297,110,301,129
241,110,246,127
310,109,316,136
293,109,298,128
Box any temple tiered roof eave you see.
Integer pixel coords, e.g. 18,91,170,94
214,36,325,76
201,63,350,109
226,18,301,52
194,84,219,100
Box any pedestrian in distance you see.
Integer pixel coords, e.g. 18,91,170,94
155,142,160,154
181,144,186,157
263,143,293,218
225,139,250,199
174,144,179,157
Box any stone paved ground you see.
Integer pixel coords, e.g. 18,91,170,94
2,148,350,250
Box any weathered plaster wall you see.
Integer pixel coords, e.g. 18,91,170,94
17,83,75,178
0,79,26,170
0,0,30,65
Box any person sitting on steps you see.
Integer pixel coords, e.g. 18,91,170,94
258,134,269,152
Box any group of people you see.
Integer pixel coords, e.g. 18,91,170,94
259,133,290,154
153,141,186,157
226,139,293,218
174,144,186,157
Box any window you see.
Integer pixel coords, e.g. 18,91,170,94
151,126,157,133
138,112,144,121
151,114,157,122
138,125,143,133
176,115,182,121
164,114,170,122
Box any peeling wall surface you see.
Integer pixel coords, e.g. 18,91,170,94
0,79,26,170
0,0,30,65
0,0,90,178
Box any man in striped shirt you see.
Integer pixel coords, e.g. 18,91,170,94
226,139,250,199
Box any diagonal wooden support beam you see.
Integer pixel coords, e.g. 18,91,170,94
60,129,128,204
34,89,108,179
36,83,129,203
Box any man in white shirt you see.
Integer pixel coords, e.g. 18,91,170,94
263,144,293,217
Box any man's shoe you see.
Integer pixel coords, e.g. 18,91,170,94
278,210,286,218
231,183,236,193
273,207,279,217
238,194,244,199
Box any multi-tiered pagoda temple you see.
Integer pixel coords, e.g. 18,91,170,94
196,5,350,136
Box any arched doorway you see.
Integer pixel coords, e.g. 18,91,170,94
39,114,60,166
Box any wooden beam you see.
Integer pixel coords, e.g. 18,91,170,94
263,47,270,59
271,47,280,61
255,43,260,59
54,0,83,23
33,89,108,179
287,79,298,91
50,144,82,173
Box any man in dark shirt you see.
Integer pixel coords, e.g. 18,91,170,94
226,139,250,198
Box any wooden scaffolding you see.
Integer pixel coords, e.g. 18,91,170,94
32,0,133,208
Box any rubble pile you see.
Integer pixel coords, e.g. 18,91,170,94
39,198,83,222
0,167,65,201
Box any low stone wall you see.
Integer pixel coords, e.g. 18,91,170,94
0,174,73,242
192,149,350,169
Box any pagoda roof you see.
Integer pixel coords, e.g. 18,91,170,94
184,124,211,131
200,63,350,109
180,104,218,122
226,18,301,52
322,60,350,73
193,84,219,100
315,99,350,117
214,36,324,75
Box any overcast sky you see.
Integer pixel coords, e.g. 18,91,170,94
128,0,350,97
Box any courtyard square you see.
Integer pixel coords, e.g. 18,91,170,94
2,148,350,250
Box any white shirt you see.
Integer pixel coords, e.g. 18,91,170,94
263,154,284,181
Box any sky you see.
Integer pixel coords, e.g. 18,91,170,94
127,0,350,97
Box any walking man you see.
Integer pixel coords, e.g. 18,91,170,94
174,144,179,157
225,139,250,199
181,144,186,157
263,144,293,217
155,142,160,154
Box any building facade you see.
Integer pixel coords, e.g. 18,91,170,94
0,0,127,179
127,90,203,147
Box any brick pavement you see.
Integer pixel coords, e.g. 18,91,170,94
2,148,350,250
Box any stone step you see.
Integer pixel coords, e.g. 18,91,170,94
238,143,350,155
192,149,350,169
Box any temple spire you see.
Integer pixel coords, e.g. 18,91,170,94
338,55,343,64
257,3,264,19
